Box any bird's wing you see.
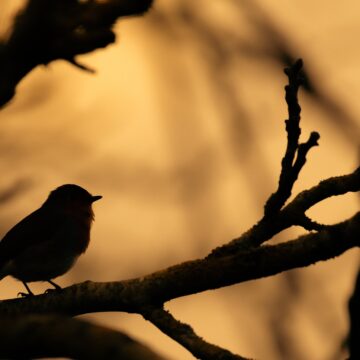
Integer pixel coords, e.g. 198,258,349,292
0,208,65,266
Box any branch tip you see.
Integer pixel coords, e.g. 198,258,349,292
309,131,320,145
264,60,318,216
68,58,96,73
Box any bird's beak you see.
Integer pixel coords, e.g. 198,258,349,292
91,195,102,202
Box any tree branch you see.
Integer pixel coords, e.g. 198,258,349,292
264,59,319,216
0,314,166,360
142,306,249,360
210,167,360,255
284,167,360,214
0,0,153,107
0,213,358,316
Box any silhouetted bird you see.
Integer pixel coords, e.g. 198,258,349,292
0,184,101,296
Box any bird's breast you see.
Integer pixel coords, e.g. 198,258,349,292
71,216,93,254
59,207,94,255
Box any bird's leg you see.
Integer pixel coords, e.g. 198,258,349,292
18,282,34,297
48,280,62,290
45,280,62,294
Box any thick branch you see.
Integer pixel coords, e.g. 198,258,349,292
142,306,249,360
0,213,358,316
0,314,166,360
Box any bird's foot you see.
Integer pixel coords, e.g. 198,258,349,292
44,287,62,294
17,292,34,298
44,280,62,294
47,280,62,290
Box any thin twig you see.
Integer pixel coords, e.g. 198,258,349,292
264,59,320,216
284,167,360,214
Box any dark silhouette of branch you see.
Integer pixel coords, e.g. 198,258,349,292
264,59,319,216
0,212,358,318
210,167,359,255
0,0,153,107
205,61,359,257
284,168,360,214
0,314,166,360
142,306,249,360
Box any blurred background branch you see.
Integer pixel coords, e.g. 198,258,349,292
0,0,153,107
0,314,166,359
348,266,360,359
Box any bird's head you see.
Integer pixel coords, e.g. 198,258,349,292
43,184,102,217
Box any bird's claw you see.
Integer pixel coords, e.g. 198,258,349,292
44,288,61,294
17,292,33,298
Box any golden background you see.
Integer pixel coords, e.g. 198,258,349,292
0,1,359,359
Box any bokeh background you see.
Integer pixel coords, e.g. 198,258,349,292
0,1,359,359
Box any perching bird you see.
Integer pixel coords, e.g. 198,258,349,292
0,184,101,296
